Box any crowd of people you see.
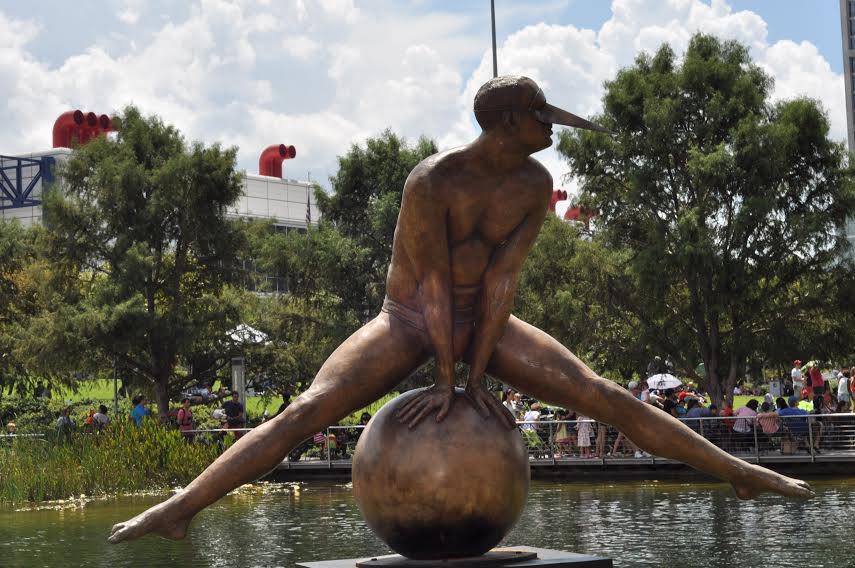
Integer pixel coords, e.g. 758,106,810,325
498,358,855,459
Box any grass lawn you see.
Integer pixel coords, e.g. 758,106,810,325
56,379,396,423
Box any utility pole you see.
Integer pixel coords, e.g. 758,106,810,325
491,0,498,77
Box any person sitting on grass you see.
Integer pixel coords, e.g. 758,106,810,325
93,405,110,430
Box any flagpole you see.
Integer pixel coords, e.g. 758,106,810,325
491,0,498,77
306,171,312,228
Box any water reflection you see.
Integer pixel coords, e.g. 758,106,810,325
1,479,852,567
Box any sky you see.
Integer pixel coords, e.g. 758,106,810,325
0,0,848,212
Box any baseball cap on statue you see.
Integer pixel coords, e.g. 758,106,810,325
473,75,611,133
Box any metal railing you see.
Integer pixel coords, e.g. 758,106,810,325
273,413,855,468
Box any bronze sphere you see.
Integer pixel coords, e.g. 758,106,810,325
352,388,529,560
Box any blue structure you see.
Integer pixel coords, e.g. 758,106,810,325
0,154,55,210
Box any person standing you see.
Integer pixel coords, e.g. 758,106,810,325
274,392,292,418
791,360,804,393
131,395,151,427
177,398,194,442
223,391,246,440
837,371,850,409
808,363,824,397
56,407,74,438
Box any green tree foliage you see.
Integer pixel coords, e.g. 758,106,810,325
21,107,246,416
252,131,439,392
0,221,40,395
558,34,855,402
515,215,650,381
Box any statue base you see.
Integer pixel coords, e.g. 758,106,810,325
297,546,613,568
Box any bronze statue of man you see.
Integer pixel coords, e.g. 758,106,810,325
109,75,812,544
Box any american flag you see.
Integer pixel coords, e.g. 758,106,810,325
313,431,325,444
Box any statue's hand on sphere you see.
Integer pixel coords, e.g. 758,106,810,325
464,380,518,430
395,383,455,428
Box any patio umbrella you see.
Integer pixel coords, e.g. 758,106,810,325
647,373,682,390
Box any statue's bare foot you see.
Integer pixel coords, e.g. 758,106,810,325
108,498,193,543
731,464,814,500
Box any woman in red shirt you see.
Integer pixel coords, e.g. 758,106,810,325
177,398,194,443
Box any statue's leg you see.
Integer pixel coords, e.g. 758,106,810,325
109,312,429,543
487,316,814,500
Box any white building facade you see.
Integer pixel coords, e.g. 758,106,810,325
0,149,319,231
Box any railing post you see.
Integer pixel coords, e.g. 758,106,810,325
326,426,332,468
808,417,816,463
753,416,760,463
548,421,555,465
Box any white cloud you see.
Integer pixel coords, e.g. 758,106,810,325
0,0,846,192
286,35,321,60
117,0,143,25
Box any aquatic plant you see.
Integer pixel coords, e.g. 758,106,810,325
0,420,222,503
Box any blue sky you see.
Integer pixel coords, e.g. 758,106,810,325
0,1,847,198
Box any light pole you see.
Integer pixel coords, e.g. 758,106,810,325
491,0,498,77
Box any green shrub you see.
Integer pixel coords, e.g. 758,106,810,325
0,420,221,504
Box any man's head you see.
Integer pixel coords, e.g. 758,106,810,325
788,395,800,408
794,359,801,368
232,391,240,400
473,75,608,152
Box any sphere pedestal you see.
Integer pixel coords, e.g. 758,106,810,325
351,388,529,560
297,547,614,568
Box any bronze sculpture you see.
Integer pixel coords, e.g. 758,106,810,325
108,75,813,548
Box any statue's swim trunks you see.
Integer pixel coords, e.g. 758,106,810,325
382,293,475,333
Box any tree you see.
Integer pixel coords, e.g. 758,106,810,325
22,107,246,416
0,221,40,395
558,34,855,403
515,215,651,381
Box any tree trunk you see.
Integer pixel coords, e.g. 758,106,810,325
153,376,170,422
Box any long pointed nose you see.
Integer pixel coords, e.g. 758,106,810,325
535,103,612,134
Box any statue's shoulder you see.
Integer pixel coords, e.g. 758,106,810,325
522,157,553,187
405,146,468,191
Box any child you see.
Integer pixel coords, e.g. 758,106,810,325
576,414,594,458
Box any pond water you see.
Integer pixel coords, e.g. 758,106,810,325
2,478,852,567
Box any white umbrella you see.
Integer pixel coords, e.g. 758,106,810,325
647,373,682,390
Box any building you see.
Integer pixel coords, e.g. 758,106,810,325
0,112,318,233
839,0,855,252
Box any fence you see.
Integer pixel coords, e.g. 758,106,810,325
271,413,855,468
